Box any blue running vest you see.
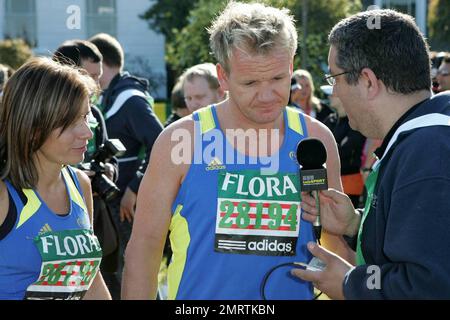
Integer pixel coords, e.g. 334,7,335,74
0,166,102,300
168,105,315,300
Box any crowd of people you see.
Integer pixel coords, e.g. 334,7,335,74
0,1,450,300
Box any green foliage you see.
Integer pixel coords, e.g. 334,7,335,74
0,39,33,70
166,0,226,73
140,0,199,43
142,0,362,90
291,0,362,91
166,0,300,76
428,0,450,51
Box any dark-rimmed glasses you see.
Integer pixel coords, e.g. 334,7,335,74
324,71,349,86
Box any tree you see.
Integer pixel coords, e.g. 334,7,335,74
0,39,33,70
428,0,450,51
141,0,200,97
140,0,199,43
166,0,226,74
142,0,361,96
166,0,293,76
291,0,362,91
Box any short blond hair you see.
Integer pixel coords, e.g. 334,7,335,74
208,1,297,73
0,57,97,189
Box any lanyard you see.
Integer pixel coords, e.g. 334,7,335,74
356,164,379,265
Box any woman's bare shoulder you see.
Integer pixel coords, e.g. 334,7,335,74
0,180,10,227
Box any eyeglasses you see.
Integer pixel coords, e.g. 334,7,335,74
324,71,350,86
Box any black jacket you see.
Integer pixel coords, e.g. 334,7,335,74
344,93,450,299
100,72,163,194
324,113,366,175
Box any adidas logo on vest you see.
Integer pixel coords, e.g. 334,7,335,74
206,157,226,171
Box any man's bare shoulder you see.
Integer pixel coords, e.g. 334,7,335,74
150,115,195,180
156,115,194,149
164,114,195,130
72,167,91,189
159,115,195,142
303,113,334,141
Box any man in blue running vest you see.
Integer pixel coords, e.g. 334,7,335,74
123,2,352,300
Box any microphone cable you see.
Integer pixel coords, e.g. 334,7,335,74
260,210,324,300
261,137,328,300
260,261,323,300
312,190,322,242
260,223,323,300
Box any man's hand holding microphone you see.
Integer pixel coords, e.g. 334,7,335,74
292,138,361,300
301,189,361,238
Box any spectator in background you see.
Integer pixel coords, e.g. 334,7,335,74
0,64,9,99
164,79,190,127
321,85,366,208
181,62,226,113
53,39,121,300
6,66,14,78
54,40,103,83
89,33,163,294
291,69,332,122
436,53,450,92
430,51,446,93
288,77,302,108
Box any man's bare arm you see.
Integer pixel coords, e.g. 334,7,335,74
122,119,193,299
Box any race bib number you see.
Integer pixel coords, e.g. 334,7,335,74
215,170,301,256
25,229,102,300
